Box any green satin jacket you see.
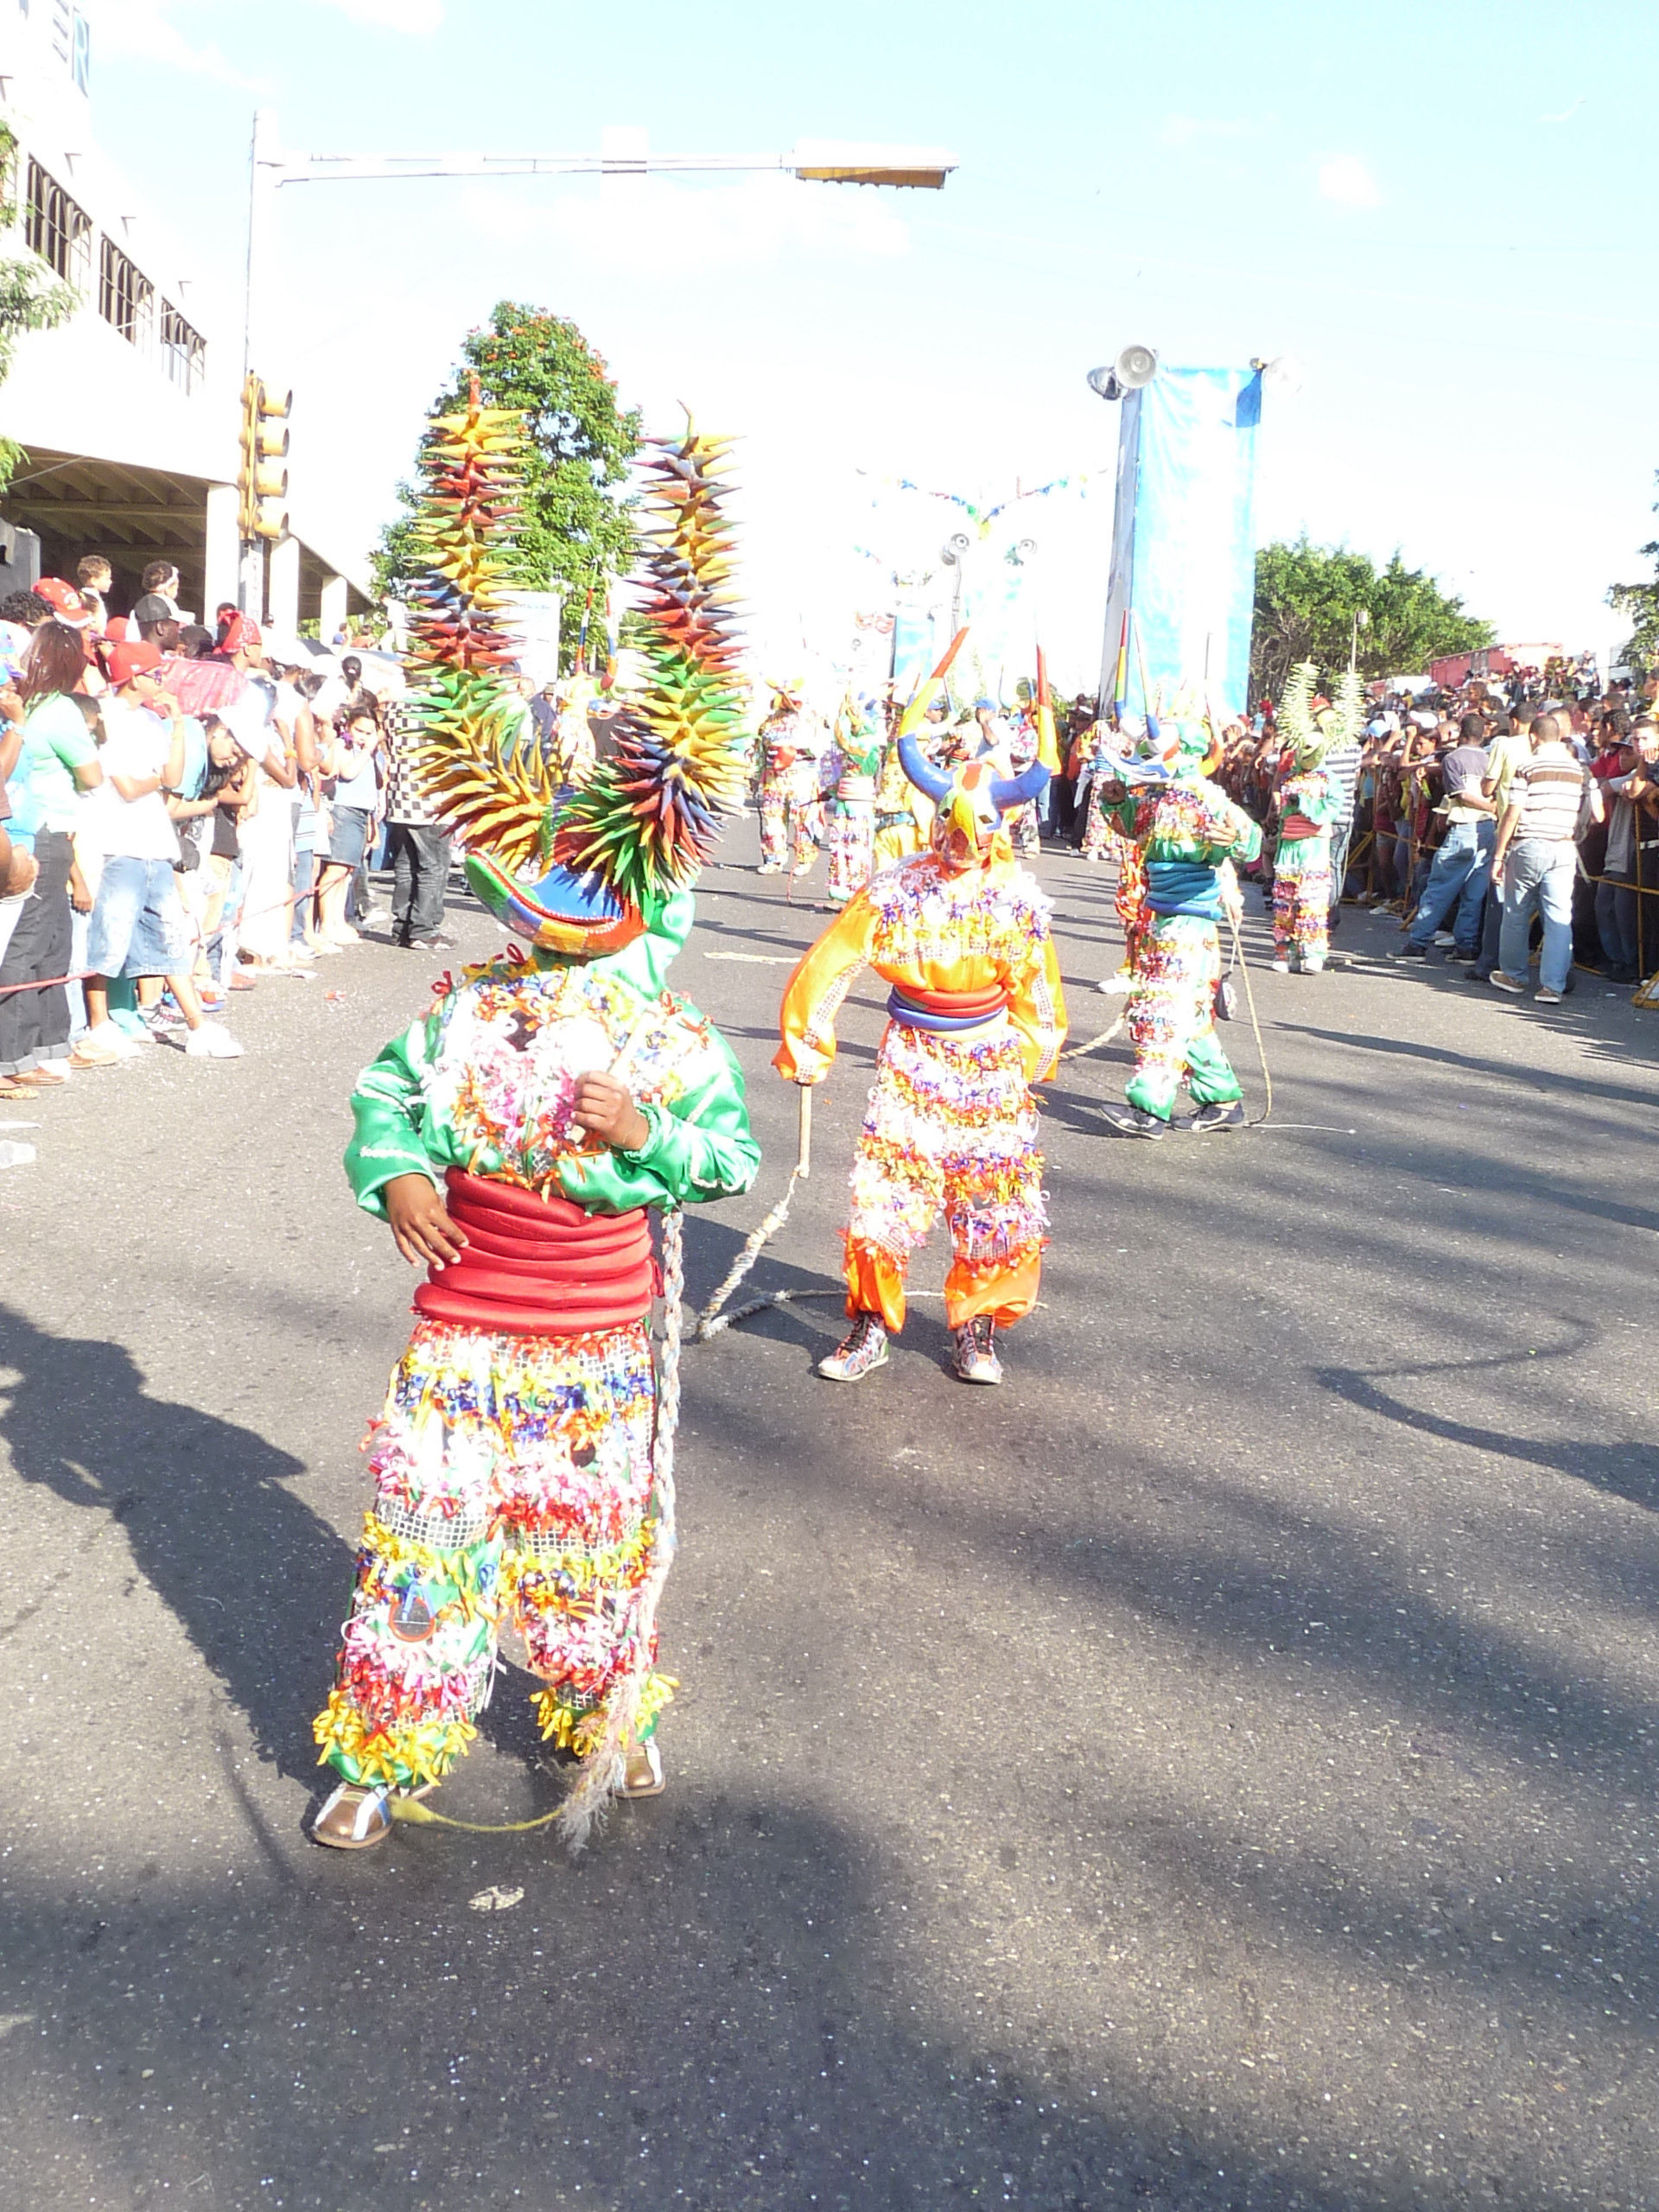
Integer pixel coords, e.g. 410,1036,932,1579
345,890,760,1219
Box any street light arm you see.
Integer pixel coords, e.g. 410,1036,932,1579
268,144,957,189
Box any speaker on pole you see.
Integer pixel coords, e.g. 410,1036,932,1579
1086,344,1159,403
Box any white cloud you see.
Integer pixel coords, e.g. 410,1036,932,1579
460,171,911,270
309,0,444,28
95,1,265,91
1159,115,1255,150
1317,155,1382,208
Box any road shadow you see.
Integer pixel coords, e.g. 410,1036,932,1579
0,1304,551,1791
0,1784,1609,2212
1313,1337,1659,1511
1274,1022,1659,1112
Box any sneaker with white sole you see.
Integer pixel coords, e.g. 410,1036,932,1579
1489,970,1526,995
79,1020,142,1060
1179,1098,1246,1134
817,1311,889,1382
951,1315,1002,1385
1535,987,1563,1004
184,1020,245,1058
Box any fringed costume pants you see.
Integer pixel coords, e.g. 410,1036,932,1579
1273,836,1332,963
1125,913,1243,1121
826,803,875,907
314,1318,672,1793
758,772,792,871
842,1020,1046,1334
1115,836,1149,969
1080,777,1115,859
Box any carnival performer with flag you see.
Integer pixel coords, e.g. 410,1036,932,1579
1270,660,1363,975
308,392,760,1854
1094,715,1263,1139
823,695,883,906
775,646,1065,1388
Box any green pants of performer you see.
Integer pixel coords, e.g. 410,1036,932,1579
1124,912,1243,1121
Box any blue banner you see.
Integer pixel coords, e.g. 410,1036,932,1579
1100,366,1262,724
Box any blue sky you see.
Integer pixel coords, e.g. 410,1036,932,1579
93,0,1658,681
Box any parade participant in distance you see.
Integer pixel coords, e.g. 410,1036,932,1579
309,404,759,1853
1270,662,1361,975
823,694,883,907
756,683,807,874
1094,714,1262,1137
775,721,1064,1387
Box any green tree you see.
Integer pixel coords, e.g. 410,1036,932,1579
1250,537,1495,701
373,302,641,666
0,120,78,494
1607,471,1659,675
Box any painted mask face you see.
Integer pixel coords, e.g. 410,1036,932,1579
904,736,1049,866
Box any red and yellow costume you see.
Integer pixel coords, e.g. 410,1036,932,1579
775,826,1065,1336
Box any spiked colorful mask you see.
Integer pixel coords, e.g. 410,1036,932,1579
409,389,749,957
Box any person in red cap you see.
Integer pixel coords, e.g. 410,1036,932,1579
30,577,87,625
79,640,244,1060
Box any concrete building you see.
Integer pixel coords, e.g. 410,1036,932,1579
0,0,369,631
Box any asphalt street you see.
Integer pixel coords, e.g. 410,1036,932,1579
3,820,1658,2212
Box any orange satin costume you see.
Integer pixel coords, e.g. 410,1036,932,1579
775,848,1067,1333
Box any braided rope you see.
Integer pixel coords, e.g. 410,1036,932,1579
691,1167,807,1342
554,1207,684,1854
1057,1008,1126,1061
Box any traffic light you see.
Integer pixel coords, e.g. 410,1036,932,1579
238,375,291,541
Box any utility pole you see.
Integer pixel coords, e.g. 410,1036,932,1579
237,117,957,617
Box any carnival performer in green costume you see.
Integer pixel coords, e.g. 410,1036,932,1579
1094,717,1263,1140
309,397,759,1853
824,694,884,906
1270,660,1363,974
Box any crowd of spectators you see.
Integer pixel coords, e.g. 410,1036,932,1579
1047,668,1658,1006
0,559,455,1101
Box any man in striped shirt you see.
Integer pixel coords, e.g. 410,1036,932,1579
1490,711,1601,1004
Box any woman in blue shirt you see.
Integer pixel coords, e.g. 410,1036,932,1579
0,623,103,1089
313,703,382,948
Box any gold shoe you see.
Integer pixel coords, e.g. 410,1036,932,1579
620,1742,665,1798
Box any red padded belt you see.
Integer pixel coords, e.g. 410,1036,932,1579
414,1168,656,1336
892,982,1008,1016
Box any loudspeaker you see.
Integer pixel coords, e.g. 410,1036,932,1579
1086,345,1158,402
1114,342,1158,389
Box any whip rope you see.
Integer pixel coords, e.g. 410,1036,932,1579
1228,907,1274,1127
1058,1008,1125,1061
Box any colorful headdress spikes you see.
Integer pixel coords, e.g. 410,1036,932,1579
409,394,748,956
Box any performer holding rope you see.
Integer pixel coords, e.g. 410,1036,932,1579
1092,713,1263,1140
773,642,1065,1389
308,397,759,1855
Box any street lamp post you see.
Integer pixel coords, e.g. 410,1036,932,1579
238,115,958,613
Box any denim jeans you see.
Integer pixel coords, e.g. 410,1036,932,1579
388,823,452,940
1406,819,1494,952
1498,838,1576,995
1595,868,1640,976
